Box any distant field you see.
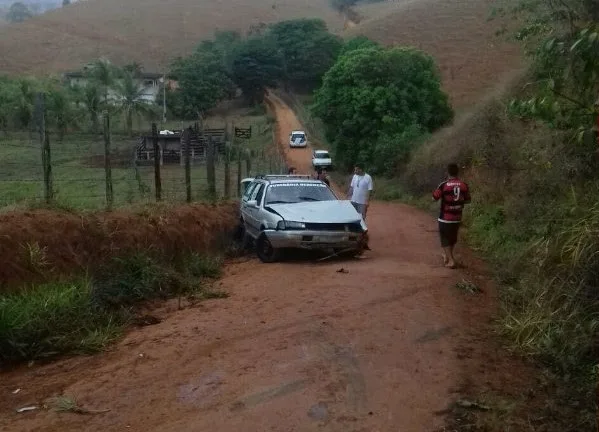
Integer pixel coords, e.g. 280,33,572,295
346,0,524,110
0,111,281,210
0,0,343,75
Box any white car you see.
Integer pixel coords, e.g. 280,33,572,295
312,150,332,169
238,174,368,262
289,130,307,148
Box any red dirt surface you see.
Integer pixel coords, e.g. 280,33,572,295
0,202,238,290
0,94,536,431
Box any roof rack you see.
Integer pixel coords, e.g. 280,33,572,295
254,174,313,180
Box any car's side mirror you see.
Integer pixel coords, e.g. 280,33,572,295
247,200,259,208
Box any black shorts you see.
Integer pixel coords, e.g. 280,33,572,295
439,222,460,247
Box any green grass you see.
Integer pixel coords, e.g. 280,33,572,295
0,252,225,363
0,112,282,210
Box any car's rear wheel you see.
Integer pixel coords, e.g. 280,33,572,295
256,234,281,263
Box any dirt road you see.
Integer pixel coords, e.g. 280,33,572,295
0,95,500,432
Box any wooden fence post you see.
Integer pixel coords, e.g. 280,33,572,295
206,135,216,201
224,144,231,199
237,145,242,196
152,122,162,201
184,127,192,203
36,93,53,204
223,121,231,199
103,110,114,210
246,149,251,177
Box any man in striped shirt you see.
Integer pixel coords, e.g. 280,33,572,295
433,163,471,269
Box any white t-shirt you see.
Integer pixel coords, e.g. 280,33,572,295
350,173,373,204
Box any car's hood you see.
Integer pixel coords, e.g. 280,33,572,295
267,200,361,223
313,158,332,163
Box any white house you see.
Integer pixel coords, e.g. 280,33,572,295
63,70,164,103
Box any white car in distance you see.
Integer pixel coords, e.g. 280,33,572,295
289,130,307,148
312,150,332,170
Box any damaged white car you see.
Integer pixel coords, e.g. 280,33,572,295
239,175,368,262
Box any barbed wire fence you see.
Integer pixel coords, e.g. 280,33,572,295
0,92,286,211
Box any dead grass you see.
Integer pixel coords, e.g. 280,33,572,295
345,0,525,110
0,0,344,75
0,202,238,290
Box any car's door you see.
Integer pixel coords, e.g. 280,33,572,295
241,181,259,229
245,182,266,236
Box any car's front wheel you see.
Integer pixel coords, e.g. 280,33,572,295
256,233,281,263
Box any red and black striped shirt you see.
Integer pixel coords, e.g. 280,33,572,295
433,178,471,223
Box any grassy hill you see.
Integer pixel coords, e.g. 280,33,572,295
0,0,344,75
0,0,523,110
346,0,523,110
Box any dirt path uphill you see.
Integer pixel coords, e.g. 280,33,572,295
0,96,502,432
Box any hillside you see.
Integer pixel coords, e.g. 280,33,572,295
0,0,344,75
346,0,523,110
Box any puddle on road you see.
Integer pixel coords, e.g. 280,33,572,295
308,401,329,421
414,326,453,344
229,379,308,412
177,372,225,408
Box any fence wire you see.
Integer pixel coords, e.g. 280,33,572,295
0,122,286,210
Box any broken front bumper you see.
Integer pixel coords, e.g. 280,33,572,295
264,229,365,250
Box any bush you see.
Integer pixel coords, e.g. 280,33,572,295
313,46,453,174
0,280,121,362
0,252,225,363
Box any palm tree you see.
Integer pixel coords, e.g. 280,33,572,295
46,84,76,140
81,83,101,133
116,72,157,135
86,58,118,106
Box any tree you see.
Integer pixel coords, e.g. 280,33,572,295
313,46,453,173
0,78,21,132
62,0,71,6
123,62,143,78
170,51,233,118
267,19,343,90
81,81,102,133
502,0,599,149
6,2,33,23
116,72,157,135
85,59,119,106
13,77,40,129
46,82,76,140
229,36,284,104
341,36,379,56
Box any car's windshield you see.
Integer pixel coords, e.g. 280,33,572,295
314,151,329,158
265,182,336,205
291,133,305,141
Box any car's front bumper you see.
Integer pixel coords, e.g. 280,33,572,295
264,229,365,250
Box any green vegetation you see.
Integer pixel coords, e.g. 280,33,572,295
349,0,599,427
0,252,225,363
0,60,159,136
168,19,342,117
0,112,275,209
6,2,33,23
312,44,452,174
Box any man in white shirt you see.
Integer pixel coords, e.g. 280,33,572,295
347,164,373,220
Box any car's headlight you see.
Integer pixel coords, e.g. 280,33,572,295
277,220,306,230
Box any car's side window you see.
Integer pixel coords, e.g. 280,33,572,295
254,184,266,205
243,182,257,201
250,183,264,202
